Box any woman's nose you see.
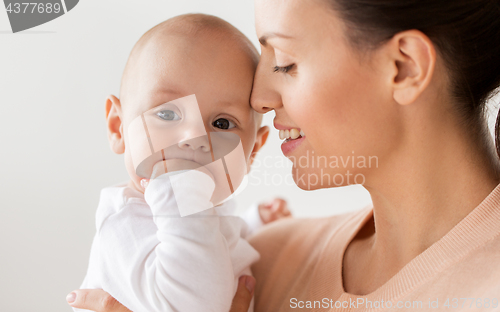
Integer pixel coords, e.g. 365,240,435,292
250,58,283,114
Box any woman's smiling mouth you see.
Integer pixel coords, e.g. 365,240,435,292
274,122,306,155
279,128,305,140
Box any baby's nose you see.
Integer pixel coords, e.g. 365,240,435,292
178,135,211,153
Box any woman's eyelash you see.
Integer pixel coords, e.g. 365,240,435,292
273,64,295,73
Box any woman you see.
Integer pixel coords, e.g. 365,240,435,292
68,0,500,310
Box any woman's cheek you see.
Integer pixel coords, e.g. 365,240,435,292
288,80,327,133
282,75,309,115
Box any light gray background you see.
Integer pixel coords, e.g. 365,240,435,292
0,1,498,311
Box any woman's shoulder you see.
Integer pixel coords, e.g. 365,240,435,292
248,215,338,251
248,207,371,276
249,208,368,253
248,208,371,311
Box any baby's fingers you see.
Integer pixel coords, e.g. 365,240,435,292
66,289,131,312
259,198,292,224
271,198,291,216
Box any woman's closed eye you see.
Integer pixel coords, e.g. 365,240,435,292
273,64,295,74
156,110,181,121
212,118,236,130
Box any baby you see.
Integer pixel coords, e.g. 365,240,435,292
74,14,291,312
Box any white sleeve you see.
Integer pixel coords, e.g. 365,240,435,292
97,170,235,312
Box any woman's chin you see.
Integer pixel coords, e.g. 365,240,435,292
291,168,326,190
296,182,323,191
291,166,357,190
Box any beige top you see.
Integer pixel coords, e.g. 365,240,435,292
249,184,500,311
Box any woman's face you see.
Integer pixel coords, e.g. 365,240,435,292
251,0,403,190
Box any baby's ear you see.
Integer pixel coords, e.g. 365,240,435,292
248,126,269,170
105,95,125,154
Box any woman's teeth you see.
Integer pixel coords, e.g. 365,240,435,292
279,128,305,140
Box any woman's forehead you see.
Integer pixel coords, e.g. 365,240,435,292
254,0,338,42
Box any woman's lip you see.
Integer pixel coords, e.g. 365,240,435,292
274,122,301,131
281,136,305,155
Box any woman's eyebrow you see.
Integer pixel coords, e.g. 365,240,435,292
259,32,293,47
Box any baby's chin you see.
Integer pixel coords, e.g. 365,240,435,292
160,158,206,173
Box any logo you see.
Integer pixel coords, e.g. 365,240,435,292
128,94,248,216
3,0,78,33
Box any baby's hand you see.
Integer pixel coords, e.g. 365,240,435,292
141,159,212,189
258,198,292,224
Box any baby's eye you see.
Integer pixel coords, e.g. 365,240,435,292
212,118,235,130
156,110,180,121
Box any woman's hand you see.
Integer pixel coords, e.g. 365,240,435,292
66,275,255,312
230,275,256,312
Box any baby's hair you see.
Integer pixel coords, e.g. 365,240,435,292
325,0,500,158
120,14,260,107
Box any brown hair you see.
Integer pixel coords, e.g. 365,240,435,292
328,0,500,157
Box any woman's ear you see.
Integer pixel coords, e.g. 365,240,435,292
105,95,125,154
387,30,436,105
247,126,270,170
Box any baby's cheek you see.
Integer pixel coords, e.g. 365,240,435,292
127,116,155,176
208,160,232,205
123,149,144,191
197,132,246,205
125,115,172,179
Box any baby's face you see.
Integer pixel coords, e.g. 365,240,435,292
120,33,260,198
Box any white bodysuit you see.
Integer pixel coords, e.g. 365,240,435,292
74,170,262,312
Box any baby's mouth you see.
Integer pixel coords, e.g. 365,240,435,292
158,157,203,170
279,128,305,143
